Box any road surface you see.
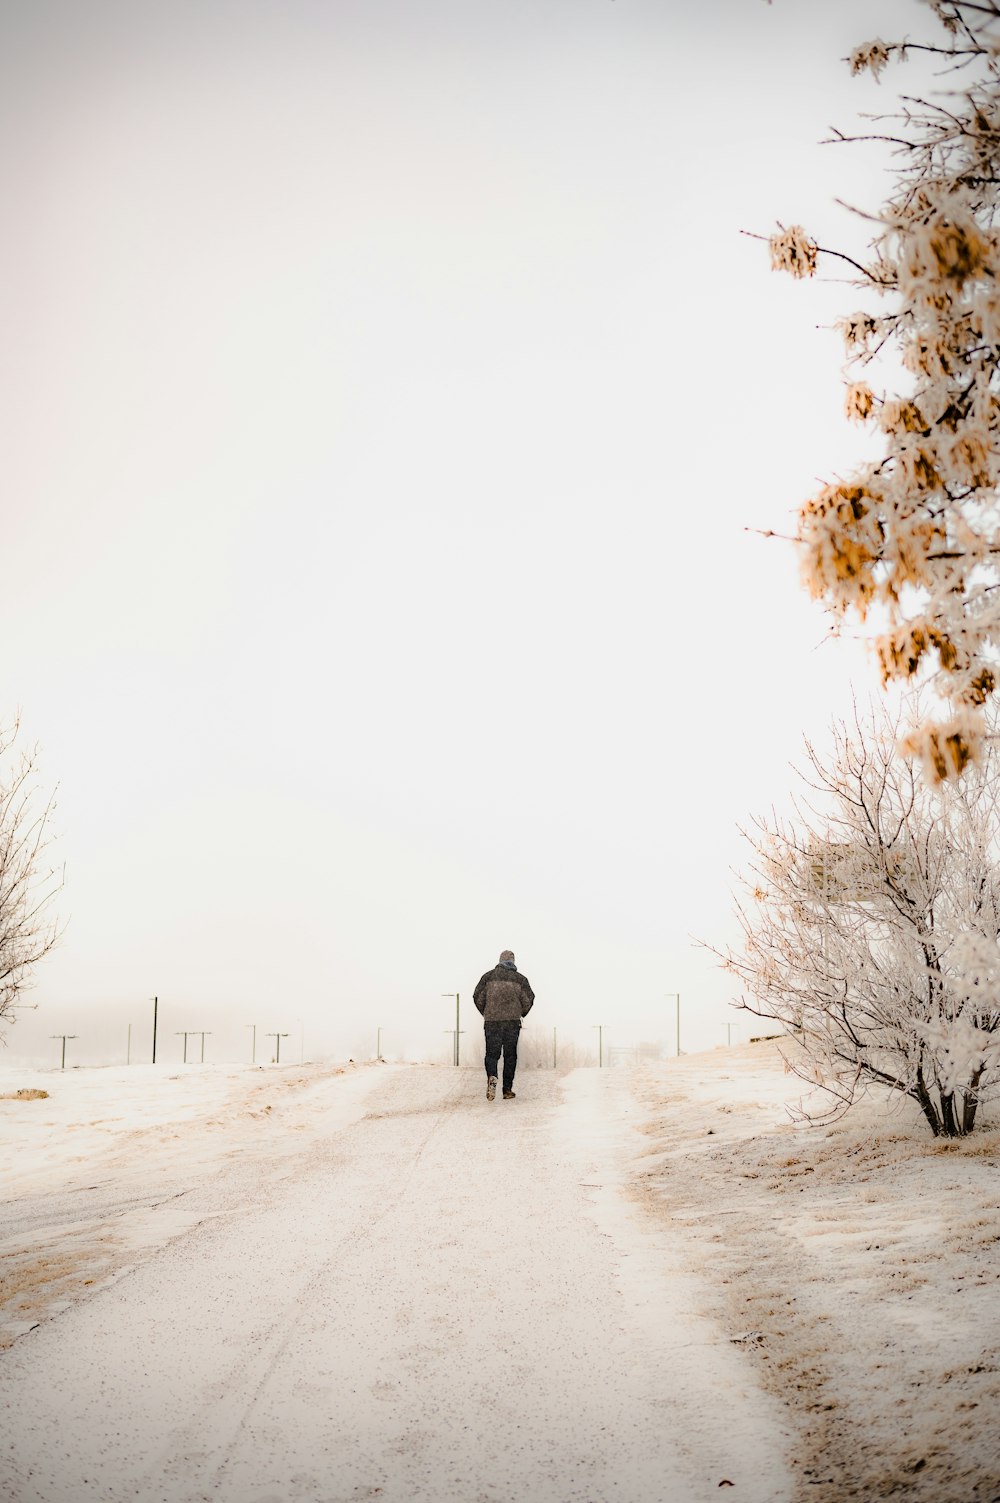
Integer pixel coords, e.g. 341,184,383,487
0,1066,791,1503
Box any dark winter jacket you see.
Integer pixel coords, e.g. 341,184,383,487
474,965,535,1024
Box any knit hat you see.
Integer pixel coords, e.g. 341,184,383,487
499,949,516,966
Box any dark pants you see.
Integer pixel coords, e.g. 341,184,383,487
484,1020,521,1094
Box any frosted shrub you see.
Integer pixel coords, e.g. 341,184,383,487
719,700,1000,1136
769,1,1000,781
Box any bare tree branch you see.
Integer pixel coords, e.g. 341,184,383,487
0,718,64,1035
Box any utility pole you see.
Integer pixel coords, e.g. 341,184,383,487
726,1021,735,1046
376,1026,382,1061
195,1031,211,1063
593,1025,605,1068
267,1031,288,1063
246,1023,257,1064
175,1031,193,1064
442,994,462,1066
50,1035,78,1070
151,995,158,1064
666,992,681,1057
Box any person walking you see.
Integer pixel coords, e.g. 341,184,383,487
473,949,534,1101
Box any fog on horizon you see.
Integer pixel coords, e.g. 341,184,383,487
1,0,925,1070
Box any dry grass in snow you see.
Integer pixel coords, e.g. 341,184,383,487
626,1040,1000,1503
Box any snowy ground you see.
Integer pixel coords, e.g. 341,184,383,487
629,1042,1000,1503
0,1046,998,1501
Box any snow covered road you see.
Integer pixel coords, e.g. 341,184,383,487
0,1066,790,1503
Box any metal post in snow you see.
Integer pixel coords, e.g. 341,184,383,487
442,1026,466,1064
267,1032,288,1063
151,995,158,1064
175,1031,191,1063
666,993,681,1057
197,1031,211,1063
376,1026,382,1060
593,1025,604,1068
50,1035,78,1070
442,994,461,1066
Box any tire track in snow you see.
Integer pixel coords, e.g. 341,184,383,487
151,1076,470,1499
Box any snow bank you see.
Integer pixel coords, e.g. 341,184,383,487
625,1041,1000,1501
0,1059,387,1346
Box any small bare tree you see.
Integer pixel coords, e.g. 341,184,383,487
719,701,1000,1136
0,719,62,1034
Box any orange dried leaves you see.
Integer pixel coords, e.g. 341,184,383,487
845,383,876,422
769,225,818,279
899,712,984,782
798,482,883,611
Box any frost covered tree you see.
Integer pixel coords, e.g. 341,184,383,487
769,1,1000,781
0,720,62,1034
720,700,1000,1136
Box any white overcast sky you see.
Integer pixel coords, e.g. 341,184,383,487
2,0,928,1066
